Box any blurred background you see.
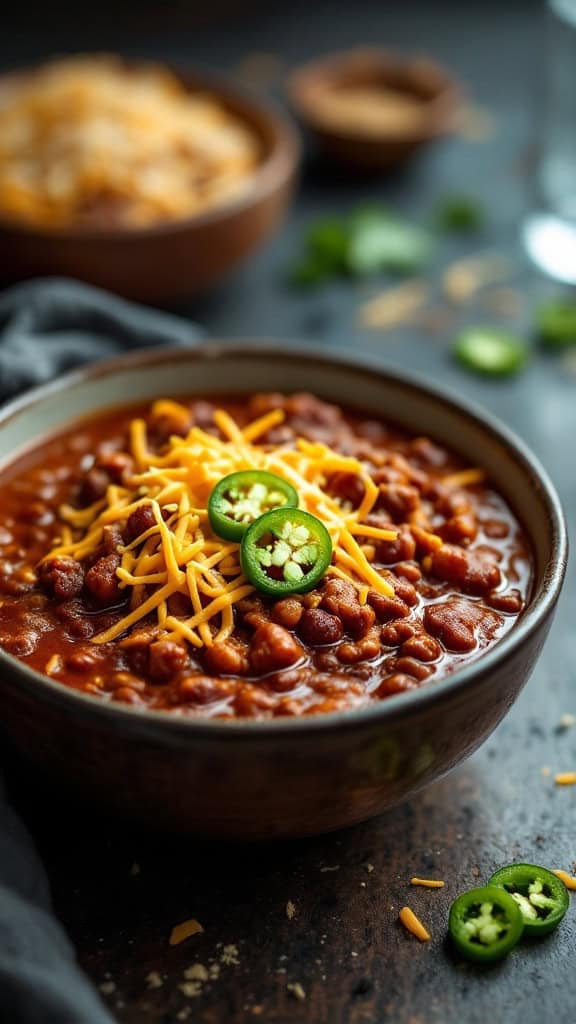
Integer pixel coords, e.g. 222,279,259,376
0,0,546,348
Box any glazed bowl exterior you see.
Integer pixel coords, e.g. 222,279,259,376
0,346,567,838
0,68,300,303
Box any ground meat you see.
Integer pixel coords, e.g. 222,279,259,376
320,578,375,637
430,544,501,595
298,607,343,646
55,599,95,638
38,556,84,601
424,598,503,653
85,553,122,606
249,622,304,675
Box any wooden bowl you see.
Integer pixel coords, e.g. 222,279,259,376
0,345,567,839
0,67,300,303
288,48,461,171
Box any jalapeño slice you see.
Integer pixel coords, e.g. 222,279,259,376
208,470,298,541
240,507,332,596
454,327,527,376
488,863,569,936
448,885,524,962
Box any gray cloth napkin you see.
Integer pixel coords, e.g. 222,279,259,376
0,277,203,1024
0,276,202,399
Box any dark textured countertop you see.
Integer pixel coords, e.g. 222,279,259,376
6,2,576,1022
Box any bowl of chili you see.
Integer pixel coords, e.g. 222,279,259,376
0,345,567,838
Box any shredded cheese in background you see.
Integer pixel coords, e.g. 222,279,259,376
399,906,431,942
47,401,399,649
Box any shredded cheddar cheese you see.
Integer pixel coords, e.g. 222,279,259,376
441,468,486,489
554,772,576,786
46,401,398,649
410,878,445,889
553,870,576,891
169,918,204,946
399,906,431,942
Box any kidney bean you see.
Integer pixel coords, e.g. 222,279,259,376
327,471,366,508
249,622,304,675
376,673,420,697
393,657,433,681
298,607,344,646
368,592,411,623
381,619,418,647
79,467,110,505
234,685,276,716
148,639,188,682
125,505,157,543
430,544,501,595
377,483,420,522
487,589,524,614
272,597,304,630
66,648,102,672
400,633,442,662
395,561,422,583
203,641,249,677
178,675,233,704
337,626,381,664
439,514,478,545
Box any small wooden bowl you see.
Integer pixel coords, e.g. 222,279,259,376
0,65,300,303
288,48,461,171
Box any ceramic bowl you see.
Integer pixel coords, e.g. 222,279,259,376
288,48,461,171
0,67,300,303
0,346,567,838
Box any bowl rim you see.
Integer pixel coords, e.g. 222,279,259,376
0,342,567,739
0,62,300,242
287,46,462,143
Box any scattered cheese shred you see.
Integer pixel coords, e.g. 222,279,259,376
46,401,397,650
441,468,486,489
169,919,204,946
553,870,576,891
410,878,445,889
554,772,576,786
399,906,431,942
